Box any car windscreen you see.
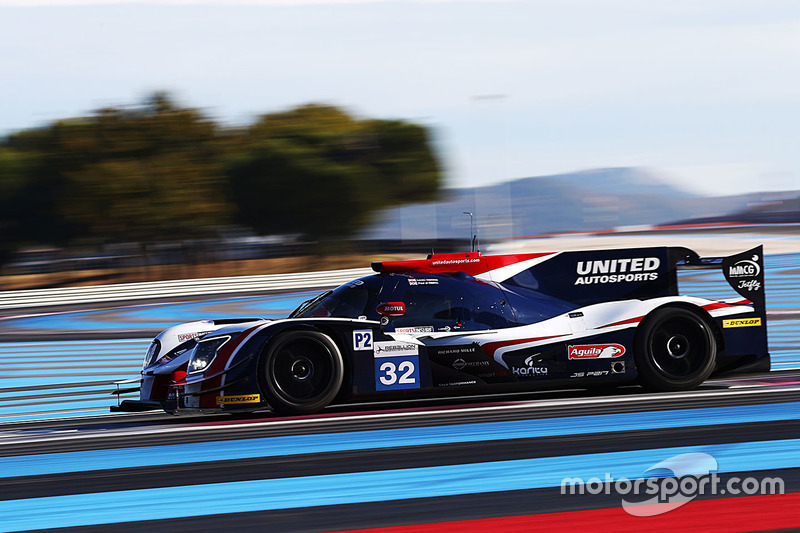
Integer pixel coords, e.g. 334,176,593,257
290,277,383,319
499,284,578,324
387,274,515,331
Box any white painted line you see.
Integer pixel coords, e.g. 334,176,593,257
2,385,799,447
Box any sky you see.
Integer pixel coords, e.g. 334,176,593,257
1,0,799,196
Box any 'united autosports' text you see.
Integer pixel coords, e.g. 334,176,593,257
575,257,660,285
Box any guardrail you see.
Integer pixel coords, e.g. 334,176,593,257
0,268,374,311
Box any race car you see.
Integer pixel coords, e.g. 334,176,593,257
112,245,769,415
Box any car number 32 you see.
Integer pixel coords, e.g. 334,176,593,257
375,356,421,391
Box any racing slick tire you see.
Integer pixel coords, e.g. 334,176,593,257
635,307,717,391
261,330,344,415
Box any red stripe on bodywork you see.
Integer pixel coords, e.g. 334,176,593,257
338,493,800,533
376,252,553,276
206,323,264,376
599,316,643,329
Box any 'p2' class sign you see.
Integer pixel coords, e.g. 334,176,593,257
374,341,420,391
353,330,373,351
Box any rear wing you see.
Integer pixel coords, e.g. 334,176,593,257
492,245,766,312
671,245,766,314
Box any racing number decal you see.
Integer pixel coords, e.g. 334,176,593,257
374,341,421,391
378,360,418,386
376,357,420,390
353,330,373,351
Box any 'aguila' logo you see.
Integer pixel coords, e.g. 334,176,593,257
568,344,625,360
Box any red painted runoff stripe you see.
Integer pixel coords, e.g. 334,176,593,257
339,493,800,533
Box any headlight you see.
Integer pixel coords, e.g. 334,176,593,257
144,340,161,368
188,336,230,374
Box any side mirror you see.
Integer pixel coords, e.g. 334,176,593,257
376,302,405,334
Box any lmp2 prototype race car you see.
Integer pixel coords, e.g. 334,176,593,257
113,245,768,416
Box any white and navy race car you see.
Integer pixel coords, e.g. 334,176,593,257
113,245,769,415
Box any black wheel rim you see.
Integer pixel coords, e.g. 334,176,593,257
270,339,334,404
649,317,709,379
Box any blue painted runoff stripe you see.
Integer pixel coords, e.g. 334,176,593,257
1,402,798,479
1,409,112,423
0,398,120,416
0,438,797,532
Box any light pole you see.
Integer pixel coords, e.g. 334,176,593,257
463,211,476,252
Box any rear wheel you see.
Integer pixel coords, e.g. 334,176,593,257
635,307,717,391
261,331,344,415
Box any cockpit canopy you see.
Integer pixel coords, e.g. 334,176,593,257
290,272,577,331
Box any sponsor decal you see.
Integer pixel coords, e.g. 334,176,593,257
512,353,548,376
376,302,405,316
395,326,435,334
569,312,584,318
353,330,373,351
177,331,211,342
575,257,660,285
453,358,491,370
568,344,626,360
408,278,439,286
723,318,762,328
727,256,763,292
728,259,761,278
431,258,480,266
722,247,765,313
374,341,419,358
435,345,480,356
737,279,761,291
440,380,479,386
216,394,260,405
572,370,611,378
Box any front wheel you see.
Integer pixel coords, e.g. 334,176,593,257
261,331,344,415
635,307,717,391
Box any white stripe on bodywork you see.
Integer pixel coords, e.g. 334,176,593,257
415,296,757,368
475,253,560,282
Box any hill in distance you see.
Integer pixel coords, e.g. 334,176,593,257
359,167,798,241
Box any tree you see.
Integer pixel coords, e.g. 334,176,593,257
227,104,442,242
5,93,232,246
1,96,443,259
0,148,38,262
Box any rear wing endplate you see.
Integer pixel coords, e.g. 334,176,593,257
672,245,766,314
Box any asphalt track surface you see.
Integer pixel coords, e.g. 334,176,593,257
0,374,799,532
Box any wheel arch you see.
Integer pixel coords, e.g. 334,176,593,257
635,301,725,359
255,323,351,413
632,302,721,391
